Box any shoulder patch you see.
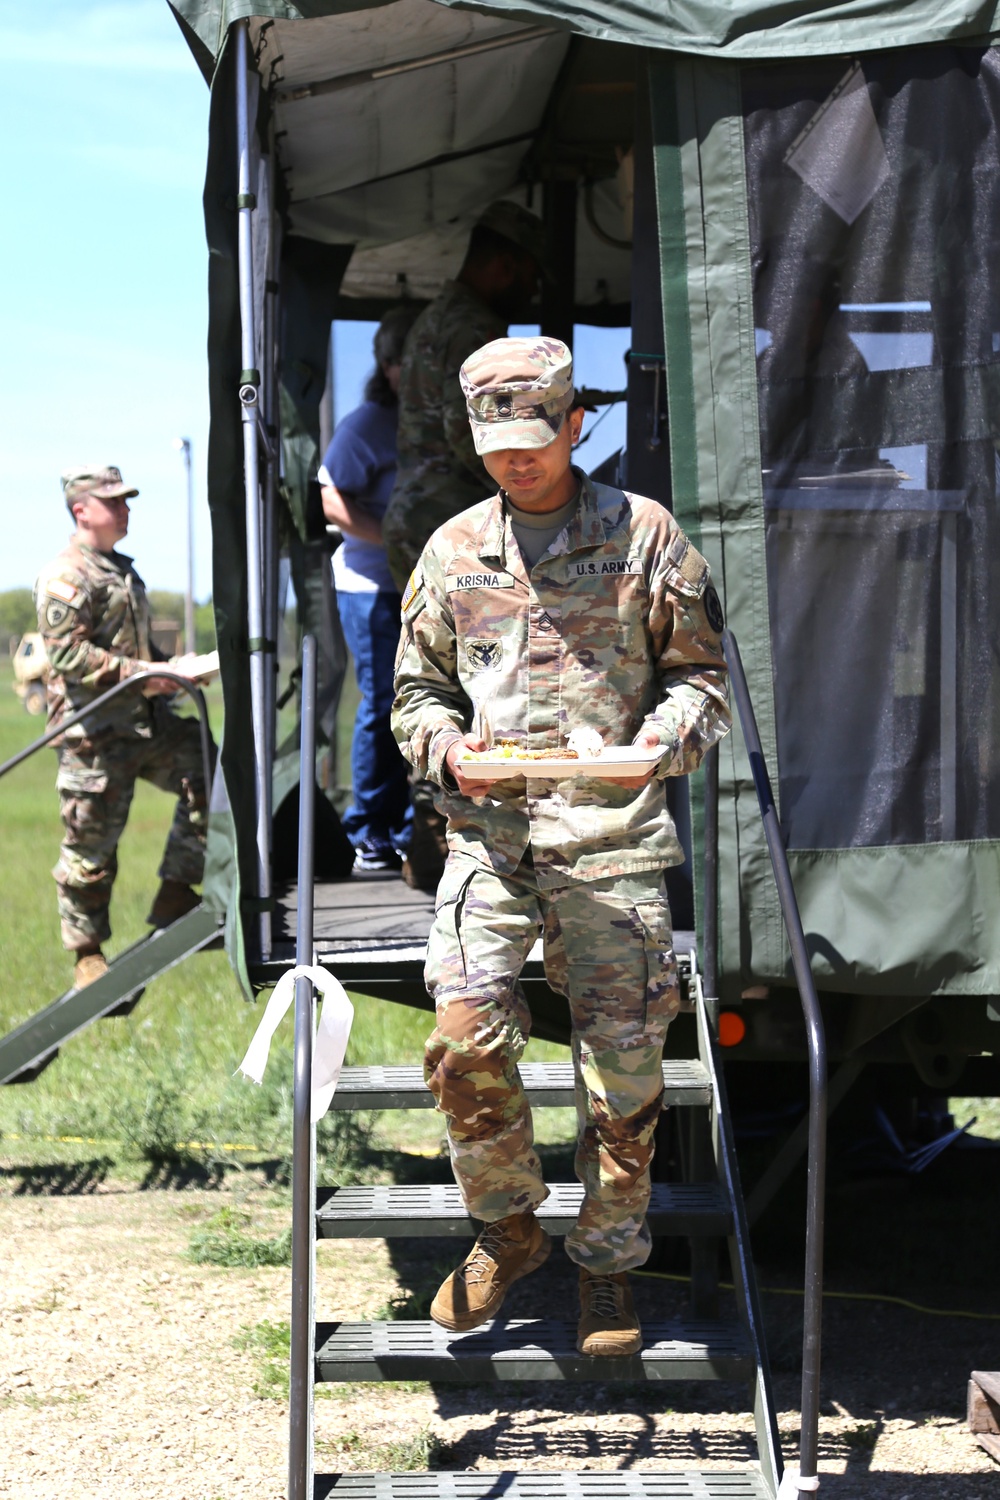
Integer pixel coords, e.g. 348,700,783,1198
46,577,82,605
401,571,421,612
45,599,75,633
677,541,709,590
703,583,725,634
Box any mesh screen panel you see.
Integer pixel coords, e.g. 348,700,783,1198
744,48,1000,849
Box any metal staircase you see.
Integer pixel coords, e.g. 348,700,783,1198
313,987,781,1495
281,633,829,1500
0,669,221,1084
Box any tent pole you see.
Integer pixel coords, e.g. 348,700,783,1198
235,18,272,960
262,133,280,851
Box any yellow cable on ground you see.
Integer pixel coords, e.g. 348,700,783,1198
635,1268,1000,1322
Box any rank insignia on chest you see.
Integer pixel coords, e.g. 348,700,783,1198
467,640,503,673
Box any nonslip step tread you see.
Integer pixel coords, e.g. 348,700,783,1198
315,1472,772,1499
314,1317,751,1383
316,1181,731,1238
329,1060,712,1112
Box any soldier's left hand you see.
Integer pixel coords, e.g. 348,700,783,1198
603,732,663,788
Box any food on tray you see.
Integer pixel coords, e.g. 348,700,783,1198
567,726,604,759
460,743,579,762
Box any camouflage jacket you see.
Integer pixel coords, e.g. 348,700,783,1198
392,471,731,887
382,280,505,592
34,539,164,739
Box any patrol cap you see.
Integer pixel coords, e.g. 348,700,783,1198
61,466,139,504
461,336,575,455
475,199,547,272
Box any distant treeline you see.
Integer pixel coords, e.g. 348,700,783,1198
1,588,217,654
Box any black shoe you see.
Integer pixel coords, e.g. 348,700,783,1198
353,838,402,872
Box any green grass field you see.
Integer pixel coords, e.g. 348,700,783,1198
1,653,994,1173
0,657,571,1172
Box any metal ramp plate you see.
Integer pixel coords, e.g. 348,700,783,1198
315,1476,771,1500
316,1181,731,1239
0,906,222,1085
315,1318,752,1384
330,1060,712,1112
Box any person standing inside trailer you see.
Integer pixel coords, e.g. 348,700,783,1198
35,467,215,990
319,306,419,871
383,199,547,891
392,338,730,1355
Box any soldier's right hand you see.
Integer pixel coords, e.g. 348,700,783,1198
446,735,504,798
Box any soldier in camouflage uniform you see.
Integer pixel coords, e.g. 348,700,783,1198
392,338,730,1356
382,200,548,891
35,466,215,990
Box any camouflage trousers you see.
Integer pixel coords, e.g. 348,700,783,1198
54,708,214,951
424,852,680,1274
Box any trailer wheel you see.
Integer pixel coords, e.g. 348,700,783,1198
23,682,47,716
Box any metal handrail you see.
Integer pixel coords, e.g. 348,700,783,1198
289,633,317,1500
720,628,828,1496
0,669,214,800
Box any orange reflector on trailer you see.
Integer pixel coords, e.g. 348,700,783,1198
718,1011,747,1047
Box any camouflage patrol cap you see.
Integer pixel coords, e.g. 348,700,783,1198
475,200,547,271
461,336,575,454
61,465,139,503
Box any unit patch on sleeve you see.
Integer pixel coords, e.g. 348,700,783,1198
703,584,725,634
445,571,515,592
467,640,503,673
45,599,73,632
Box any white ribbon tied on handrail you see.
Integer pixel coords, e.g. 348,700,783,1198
236,964,354,1123
777,1470,820,1497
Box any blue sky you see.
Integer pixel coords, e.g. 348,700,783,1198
1,2,629,596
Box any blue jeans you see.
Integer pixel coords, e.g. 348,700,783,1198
337,589,412,851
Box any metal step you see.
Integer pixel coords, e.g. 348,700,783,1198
315,1473,772,1500
0,905,223,1085
316,1181,731,1239
330,1059,712,1112
315,1317,751,1384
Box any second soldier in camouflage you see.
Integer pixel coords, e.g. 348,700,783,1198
392,337,731,1356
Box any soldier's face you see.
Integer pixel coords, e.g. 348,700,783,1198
74,492,130,548
483,406,585,513
493,252,541,322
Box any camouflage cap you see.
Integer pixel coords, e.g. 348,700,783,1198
61,466,139,503
475,199,548,272
461,336,575,454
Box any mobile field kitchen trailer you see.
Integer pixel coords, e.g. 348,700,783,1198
156,4,1000,1496
5,0,1000,1494
169,0,1000,1096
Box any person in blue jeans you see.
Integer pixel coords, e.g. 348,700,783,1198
319,307,419,870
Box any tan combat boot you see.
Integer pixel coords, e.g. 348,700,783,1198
146,880,200,928
73,948,108,989
577,1269,643,1357
430,1210,551,1331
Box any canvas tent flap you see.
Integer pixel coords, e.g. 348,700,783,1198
171,0,1000,67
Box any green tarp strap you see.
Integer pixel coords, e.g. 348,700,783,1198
650,54,785,997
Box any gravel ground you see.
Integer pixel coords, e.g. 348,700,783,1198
0,1167,997,1499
